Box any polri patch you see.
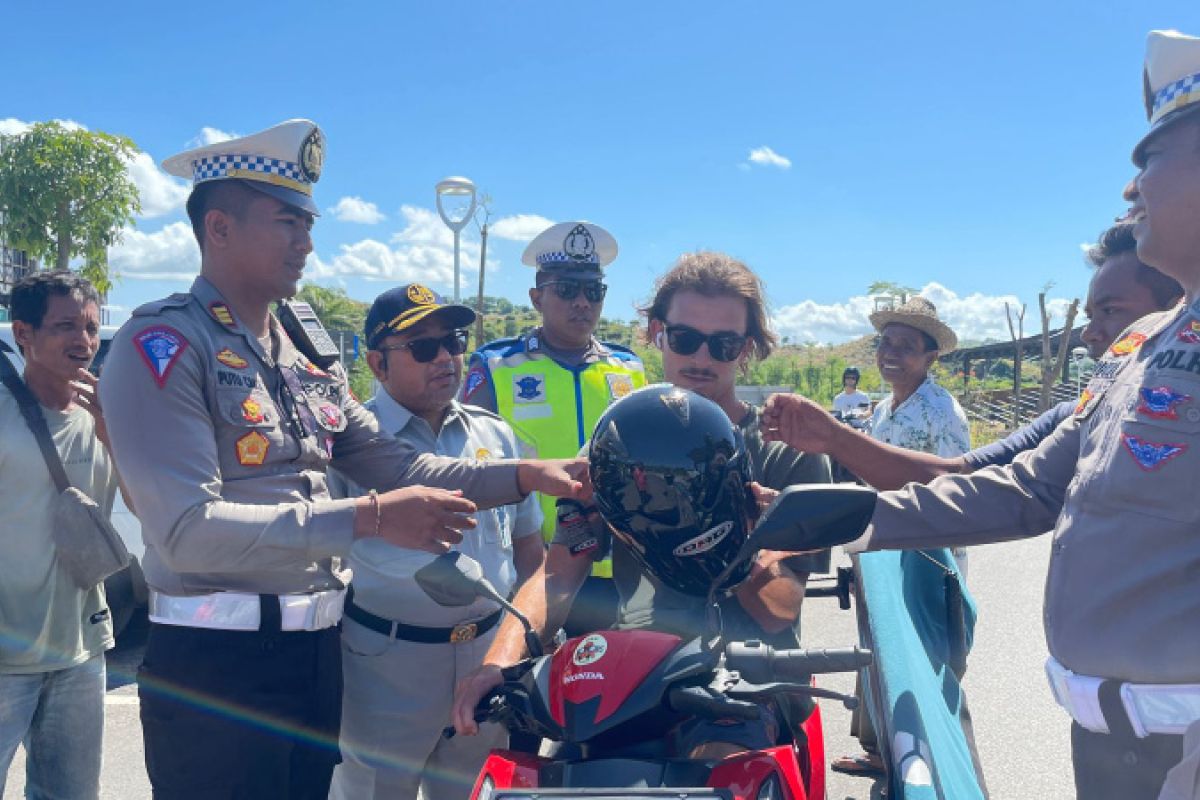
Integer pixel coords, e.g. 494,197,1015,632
1109,332,1147,357
1121,434,1187,471
134,325,188,389
513,374,546,403
216,348,249,369
235,431,270,466
1178,321,1200,345
1137,386,1191,420
208,302,237,329
606,373,634,400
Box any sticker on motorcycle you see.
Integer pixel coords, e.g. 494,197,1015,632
572,634,608,666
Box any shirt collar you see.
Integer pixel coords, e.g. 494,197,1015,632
367,390,467,438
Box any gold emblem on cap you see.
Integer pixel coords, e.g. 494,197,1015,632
407,284,436,306
299,127,324,183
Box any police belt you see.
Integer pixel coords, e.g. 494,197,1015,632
344,591,501,644
149,589,345,632
1046,656,1200,738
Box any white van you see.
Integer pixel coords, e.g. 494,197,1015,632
0,322,147,636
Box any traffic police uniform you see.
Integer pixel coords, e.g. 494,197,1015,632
329,286,543,799
461,221,645,632
98,121,526,799
848,293,1200,791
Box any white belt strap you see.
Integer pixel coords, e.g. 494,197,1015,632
1046,657,1200,738
149,589,345,632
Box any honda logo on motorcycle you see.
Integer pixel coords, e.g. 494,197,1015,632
572,634,608,666
672,521,733,557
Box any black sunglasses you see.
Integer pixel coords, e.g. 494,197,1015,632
377,330,470,363
541,280,607,303
664,323,747,363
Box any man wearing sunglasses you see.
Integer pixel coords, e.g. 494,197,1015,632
462,221,646,634
453,252,831,758
329,285,545,800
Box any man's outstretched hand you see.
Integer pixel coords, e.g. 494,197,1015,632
518,458,591,501
761,393,843,454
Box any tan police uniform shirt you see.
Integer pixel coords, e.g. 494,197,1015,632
851,298,1200,684
98,277,522,598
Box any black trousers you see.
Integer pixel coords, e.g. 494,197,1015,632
138,621,342,800
1072,723,1184,799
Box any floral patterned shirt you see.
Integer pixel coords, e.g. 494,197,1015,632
871,376,970,457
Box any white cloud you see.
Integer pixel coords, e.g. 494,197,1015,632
773,282,1076,345
0,118,86,136
309,204,490,285
186,127,238,148
329,196,385,224
490,214,554,242
108,221,199,281
125,151,190,218
746,146,792,170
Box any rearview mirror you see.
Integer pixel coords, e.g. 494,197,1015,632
747,484,876,555
414,552,488,608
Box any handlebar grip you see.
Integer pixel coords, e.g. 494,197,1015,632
727,642,873,683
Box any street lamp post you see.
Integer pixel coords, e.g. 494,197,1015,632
435,176,478,302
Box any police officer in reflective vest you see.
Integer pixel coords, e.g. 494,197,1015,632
461,221,645,633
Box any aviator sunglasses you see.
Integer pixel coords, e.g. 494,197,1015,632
663,323,747,363
377,329,470,363
540,280,608,303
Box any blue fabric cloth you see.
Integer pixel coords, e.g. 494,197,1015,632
858,549,985,799
961,401,1073,471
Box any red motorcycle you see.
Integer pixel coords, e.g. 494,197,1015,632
417,485,877,800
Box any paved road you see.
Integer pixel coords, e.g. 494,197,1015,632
6,536,1072,800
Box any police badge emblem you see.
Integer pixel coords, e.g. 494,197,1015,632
299,127,324,183
407,284,436,305
563,224,596,262
513,375,546,403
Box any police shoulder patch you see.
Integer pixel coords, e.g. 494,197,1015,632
134,325,188,388
463,366,487,400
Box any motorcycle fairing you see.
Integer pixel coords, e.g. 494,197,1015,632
549,630,682,729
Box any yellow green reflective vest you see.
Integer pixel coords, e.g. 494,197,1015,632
465,331,646,577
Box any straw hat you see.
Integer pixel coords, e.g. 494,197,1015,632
868,296,957,354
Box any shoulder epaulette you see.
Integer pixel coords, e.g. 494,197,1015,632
131,293,191,318
475,336,526,360
602,342,644,363
459,403,506,423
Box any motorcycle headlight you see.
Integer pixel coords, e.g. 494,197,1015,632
756,775,781,800
475,776,495,800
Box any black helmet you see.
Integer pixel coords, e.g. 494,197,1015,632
589,384,756,596
842,366,861,382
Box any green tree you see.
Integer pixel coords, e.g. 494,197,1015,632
0,122,141,294
295,284,367,333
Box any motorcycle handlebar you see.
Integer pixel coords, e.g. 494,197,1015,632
668,686,761,721
725,642,873,684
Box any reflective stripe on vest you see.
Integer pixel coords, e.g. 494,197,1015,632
489,352,645,578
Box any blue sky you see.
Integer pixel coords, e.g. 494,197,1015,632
3,1,1197,343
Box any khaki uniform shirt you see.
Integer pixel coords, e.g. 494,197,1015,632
854,300,1200,684
98,277,521,597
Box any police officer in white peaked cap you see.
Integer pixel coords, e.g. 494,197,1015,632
98,119,587,799
764,31,1200,800
461,220,646,636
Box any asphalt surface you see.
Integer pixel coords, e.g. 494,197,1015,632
5,536,1073,800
